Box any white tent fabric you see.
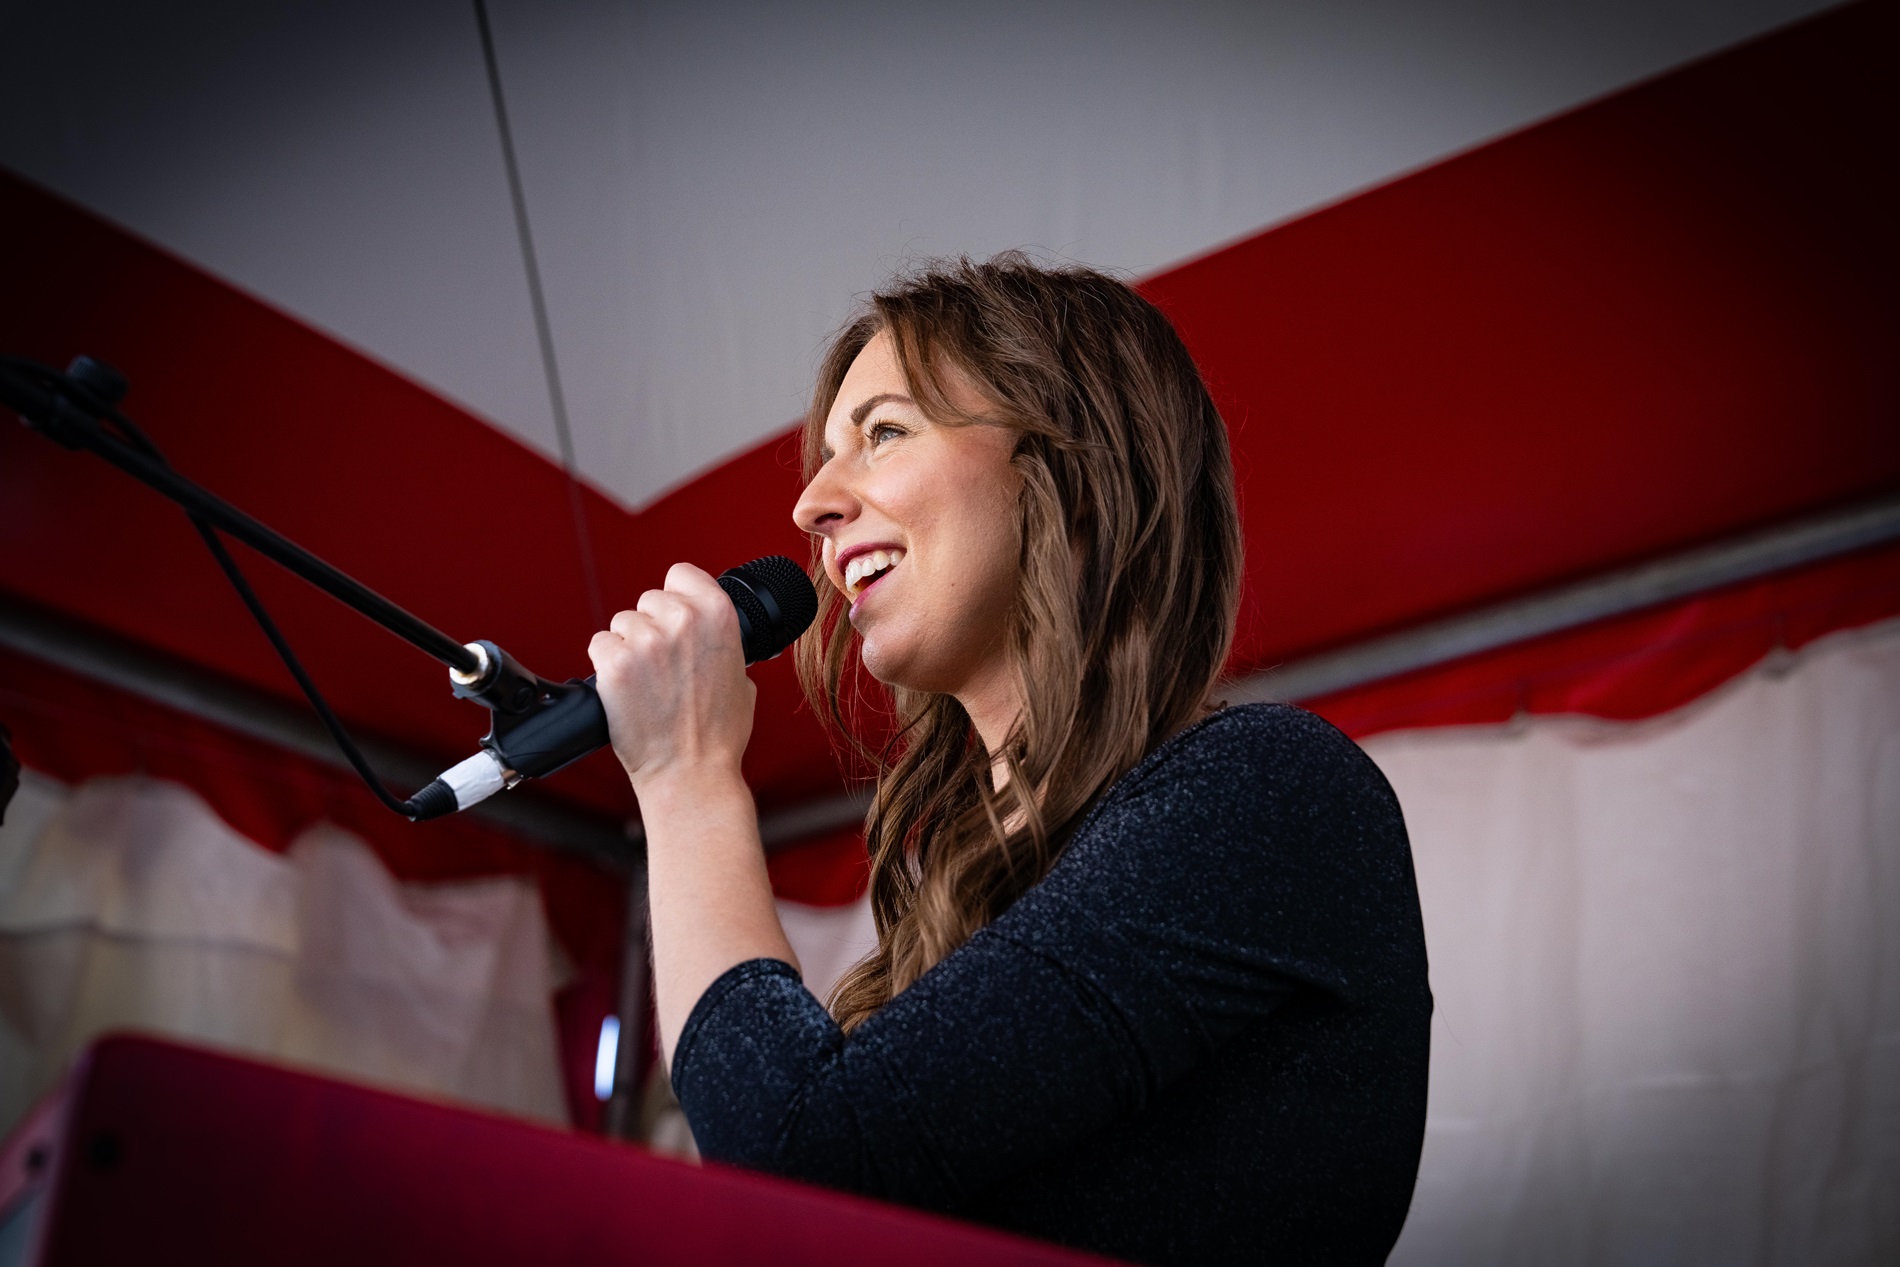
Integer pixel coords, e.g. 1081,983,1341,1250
778,892,877,1008
0,0,1835,506
0,773,568,1129
1381,618,1900,1265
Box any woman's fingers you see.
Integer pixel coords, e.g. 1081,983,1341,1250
587,562,756,789
597,588,730,679
665,561,723,604
618,565,736,643
661,564,741,646
635,587,688,623
587,627,641,688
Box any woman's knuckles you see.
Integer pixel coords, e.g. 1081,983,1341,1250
665,561,711,591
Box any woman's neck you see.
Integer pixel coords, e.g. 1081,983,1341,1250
956,665,1023,758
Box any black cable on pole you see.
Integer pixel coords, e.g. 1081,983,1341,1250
100,390,429,818
0,358,482,676
190,518,428,818
3,356,435,819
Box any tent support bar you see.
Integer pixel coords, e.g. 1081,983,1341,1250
604,857,650,1139
0,594,638,869
758,789,874,848
1227,491,1900,706
7,493,1897,857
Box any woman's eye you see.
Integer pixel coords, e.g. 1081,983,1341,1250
869,422,905,446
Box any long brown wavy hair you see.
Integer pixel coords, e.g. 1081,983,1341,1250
797,253,1243,1032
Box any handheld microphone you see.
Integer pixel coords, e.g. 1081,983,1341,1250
409,556,818,819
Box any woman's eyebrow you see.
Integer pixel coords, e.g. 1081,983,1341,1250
850,392,914,427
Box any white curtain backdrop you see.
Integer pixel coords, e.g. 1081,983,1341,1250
0,774,568,1131
1380,618,1900,1265
778,893,876,1008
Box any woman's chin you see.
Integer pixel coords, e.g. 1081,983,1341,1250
856,635,908,688
858,630,941,696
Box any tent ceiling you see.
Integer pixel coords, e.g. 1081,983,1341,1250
0,0,1839,508
1,1,1893,832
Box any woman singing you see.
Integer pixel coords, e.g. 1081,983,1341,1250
588,255,1430,1265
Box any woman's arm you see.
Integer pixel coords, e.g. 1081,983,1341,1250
588,563,797,1066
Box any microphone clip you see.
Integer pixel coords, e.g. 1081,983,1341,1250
448,640,608,784
449,639,551,715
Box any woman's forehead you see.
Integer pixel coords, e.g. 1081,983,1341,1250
833,332,906,408
833,332,1001,429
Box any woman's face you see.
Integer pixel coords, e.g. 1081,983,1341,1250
792,331,1023,713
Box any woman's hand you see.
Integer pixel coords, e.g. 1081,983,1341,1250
587,562,757,792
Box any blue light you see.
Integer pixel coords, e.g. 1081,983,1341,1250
594,1015,621,1101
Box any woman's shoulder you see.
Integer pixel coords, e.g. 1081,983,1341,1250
1039,702,1419,981
1056,701,1408,884
1108,702,1386,808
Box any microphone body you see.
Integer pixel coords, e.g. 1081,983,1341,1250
410,556,817,819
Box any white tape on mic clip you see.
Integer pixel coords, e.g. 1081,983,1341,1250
440,750,509,810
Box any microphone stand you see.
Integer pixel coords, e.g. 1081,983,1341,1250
0,354,595,819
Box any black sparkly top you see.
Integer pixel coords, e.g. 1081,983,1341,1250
673,703,1432,1265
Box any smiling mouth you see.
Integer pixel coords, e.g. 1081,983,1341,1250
844,547,904,603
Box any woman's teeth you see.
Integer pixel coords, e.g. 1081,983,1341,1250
844,548,905,597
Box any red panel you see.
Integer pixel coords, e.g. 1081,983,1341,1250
767,823,873,907
640,2,1900,698
1141,0,1900,671
30,1033,1108,1266
0,173,628,816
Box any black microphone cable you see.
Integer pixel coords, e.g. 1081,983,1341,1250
5,355,441,819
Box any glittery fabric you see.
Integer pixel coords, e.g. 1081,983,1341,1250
673,704,1431,1265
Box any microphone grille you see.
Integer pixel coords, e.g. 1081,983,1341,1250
719,555,820,663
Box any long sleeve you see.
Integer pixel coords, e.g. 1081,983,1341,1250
670,705,1424,1222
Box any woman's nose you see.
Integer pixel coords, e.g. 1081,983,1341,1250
792,460,857,538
